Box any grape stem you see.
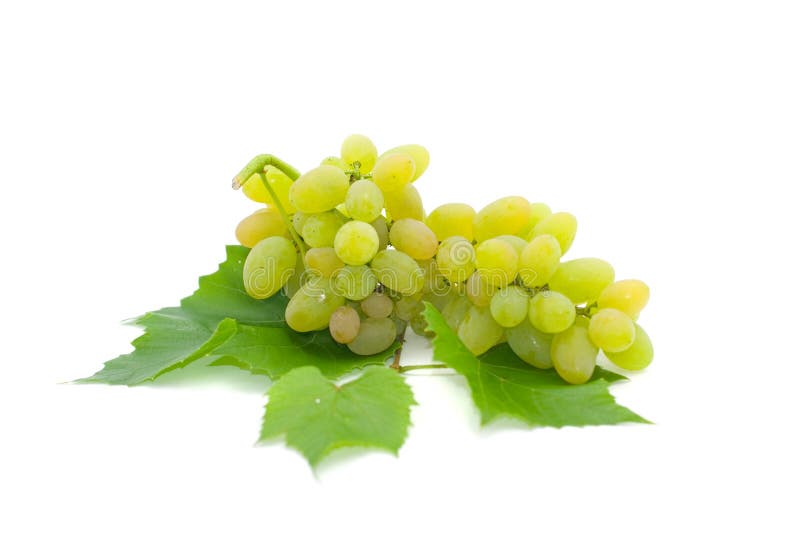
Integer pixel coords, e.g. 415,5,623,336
389,335,404,370
398,364,449,373
258,175,308,260
232,154,300,188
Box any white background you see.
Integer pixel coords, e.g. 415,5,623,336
1,1,798,534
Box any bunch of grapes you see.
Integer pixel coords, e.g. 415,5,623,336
233,135,654,385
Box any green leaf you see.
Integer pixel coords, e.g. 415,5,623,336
422,303,649,427
80,246,396,385
259,366,416,467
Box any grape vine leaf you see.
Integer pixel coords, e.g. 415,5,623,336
259,366,416,467
422,303,650,427
78,246,395,385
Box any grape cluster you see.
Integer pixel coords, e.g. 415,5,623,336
233,135,654,384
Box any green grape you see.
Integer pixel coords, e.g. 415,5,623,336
424,284,457,311
320,156,349,171
304,247,344,278
372,153,416,192
333,221,380,265
347,317,397,355
597,279,650,319
378,144,430,180
340,134,378,173
241,166,296,213
517,202,552,238
489,285,529,327
551,323,598,384
395,294,424,321
506,322,553,369
457,306,504,356
288,165,349,214
418,258,449,296
437,236,476,283
549,258,615,304
528,291,576,333
333,264,377,301
409,313,431,338
384,184,425,221
301,210,344,248
588,308,636,353
360,291,394,318
518,234,562,288
370,215,389,250
473,196,531,242
285,278,345,332
496,235,527,256
370,249,424,295
389,218,438,260
530,212,577,254
329,305,361,344
426,203,476,241
282,253,305,298
443,295,471,331
605,324,654,370
243,236,297,299
292,212,309,235
345,180,384,222
464,271,495,306
475,238,519,288
235,207,289,248
335,202,350,218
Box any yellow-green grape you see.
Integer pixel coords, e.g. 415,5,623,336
475,238,519,288
530,212,578,254
436,236,475,283
424,283,457,311
235,207,289,248
345,180,384,222
370,249,424,295
518,234,562,288
419,258,448,295
551,323,599,384
347,317,397,355
335,202,350,218
333,264,378,301
285,278,345,332
304,247,344,278
282,253,305,298
370,215,390,250
320,156,349,171
292,212,309,235
361,291,394,318
333,221,380,265
528,291,576,333
465,271,496,307
496,235,527,256
517,202,552,238
384,184,425,221
506,322,553,369
549,258,615,304
340,134,378,173
588,308,636,353
301,211,344,248
597,279,650,319
605,324,654,370
489,285,529,328
426,203,476,241
243,236,298,299
378,144,430,181
329,305,361,344
288,165,349,214
443,295,471,331
395,294,424,321
473,196,531,242
457,306,504,356
389,218,438,260
372,154,416,193
241,167,295,213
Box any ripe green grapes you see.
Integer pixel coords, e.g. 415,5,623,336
234,134,654,384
